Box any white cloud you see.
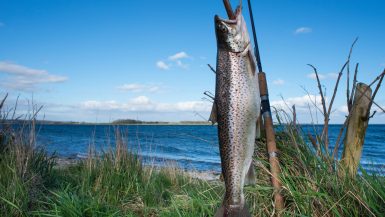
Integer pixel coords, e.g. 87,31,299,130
117,83,161,93
0,62,48,76
156,52,191,70
326,73,339,79
272,79,285,85
307,73,325,80
168,52,189,61
271,95,323,110
337,105,349,114
176,60,189,69
307,72,338,80
131,96,151,104
294,27,312,34
0,61,68,91
81,96,211,113
156,61,170,70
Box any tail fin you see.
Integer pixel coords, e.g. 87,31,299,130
214,204,251,217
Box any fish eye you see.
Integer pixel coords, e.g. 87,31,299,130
218,24,227,32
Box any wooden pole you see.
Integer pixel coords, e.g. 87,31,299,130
223,0,235,19
259,72,284,211
224,0,284,211
341,83,372,177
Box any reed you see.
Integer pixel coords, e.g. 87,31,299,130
0,95,384,216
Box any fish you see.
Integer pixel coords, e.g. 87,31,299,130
212,5,261,217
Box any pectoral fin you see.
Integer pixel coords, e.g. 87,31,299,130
248,49,256,76
244,161,256,186
209,101,218,125
256,115,261,139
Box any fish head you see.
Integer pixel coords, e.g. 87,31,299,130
215,7,250,53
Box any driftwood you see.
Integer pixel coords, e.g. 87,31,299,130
341,83,372,176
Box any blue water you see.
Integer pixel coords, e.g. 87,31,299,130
34,124,385,173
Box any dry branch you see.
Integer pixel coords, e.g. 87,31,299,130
346,37,359,111
307,64,327,117
366,69,385,117
207,64,216,74
223,0,235,19
349,63,359,111
332,118,348,159
328,61,348,116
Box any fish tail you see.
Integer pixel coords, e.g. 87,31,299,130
214,204,251,217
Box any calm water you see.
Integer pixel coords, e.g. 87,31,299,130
34,124,385,173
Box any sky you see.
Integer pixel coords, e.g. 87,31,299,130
0,0,384,123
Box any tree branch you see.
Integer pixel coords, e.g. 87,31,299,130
366,69,385,117
349,63,359,111
346,37,359,112
207,64,216,74
327,61,348,116
307,64,327,116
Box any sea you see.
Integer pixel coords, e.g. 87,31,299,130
34,124,385,174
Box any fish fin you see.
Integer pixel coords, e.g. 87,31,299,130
248,49,256,76
214,205,225,217
219,173,224,182
256,115,261,139
209,101,218,125
244,162,256,186
214,204,252,217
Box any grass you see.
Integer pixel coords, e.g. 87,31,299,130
0,102,384,216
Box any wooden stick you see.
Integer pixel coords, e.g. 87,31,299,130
356,88,385,113
327,62,348,116
207,64,216,74
349,63,359,111
333,69,384,160
258,72,284,211
366,69,385,117
341,83,372,177
307,64,327,116
292,105,297,128
223,0,236,19
332,118,348,160
346,38,359,112
307,64,329,151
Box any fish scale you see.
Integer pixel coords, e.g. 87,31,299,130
212,6,261,217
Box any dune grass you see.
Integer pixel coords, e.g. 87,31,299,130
0,102,384,216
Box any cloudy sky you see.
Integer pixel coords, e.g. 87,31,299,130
0,0,384,123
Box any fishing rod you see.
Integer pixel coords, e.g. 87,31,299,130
246,0,284,211
246,0,262,73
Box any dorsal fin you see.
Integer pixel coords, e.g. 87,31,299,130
209,100,218,125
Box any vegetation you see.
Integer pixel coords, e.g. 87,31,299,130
1,97,384,217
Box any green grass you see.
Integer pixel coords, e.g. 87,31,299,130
1,112,384,216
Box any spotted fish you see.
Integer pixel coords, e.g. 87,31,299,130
212,5,260,217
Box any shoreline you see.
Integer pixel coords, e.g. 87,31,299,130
54,156,221,181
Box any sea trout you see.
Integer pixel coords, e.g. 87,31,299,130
212,5,260,217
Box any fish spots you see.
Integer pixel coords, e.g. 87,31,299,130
215,48,260,207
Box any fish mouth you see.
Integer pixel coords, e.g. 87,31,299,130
215,14,237,24
215,6,241,24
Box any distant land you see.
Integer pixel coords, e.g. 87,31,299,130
3,119,213,126
3,119,384,126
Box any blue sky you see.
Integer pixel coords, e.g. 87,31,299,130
0,0,384,123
